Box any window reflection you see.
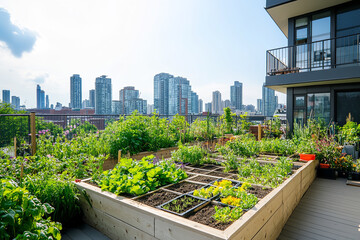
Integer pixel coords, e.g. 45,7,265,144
307,93,331,123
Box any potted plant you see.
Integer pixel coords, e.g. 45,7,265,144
338,120,360,159
297,141,316,162
347,159,360,181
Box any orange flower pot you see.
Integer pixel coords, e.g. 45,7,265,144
319,163,330,169
299,154,316,161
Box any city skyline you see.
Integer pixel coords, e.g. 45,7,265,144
0,1,286,109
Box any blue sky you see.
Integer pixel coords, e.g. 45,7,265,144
0,0,287,108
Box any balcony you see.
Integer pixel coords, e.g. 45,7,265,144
265,34,360,93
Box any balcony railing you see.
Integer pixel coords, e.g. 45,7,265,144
266,33,360,76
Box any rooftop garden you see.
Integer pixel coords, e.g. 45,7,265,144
1,103,359,238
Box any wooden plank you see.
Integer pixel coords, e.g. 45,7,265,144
286,215,358,239
282,224,333,240
251,205,284,240
77,182,226,240
154,216,225,240
226,188,283,240
83,206,157,240
63,228,92,240
346,180,360,187
77,185,155,236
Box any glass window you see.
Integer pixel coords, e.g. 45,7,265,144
337,6,360,37
336,91,360,125
295,96,305,107
307,93,331,123
296,28,308,45
296,17,308,28
312,12,331,42
294,109,306,125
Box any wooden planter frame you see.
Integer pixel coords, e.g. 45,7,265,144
75,160,317,240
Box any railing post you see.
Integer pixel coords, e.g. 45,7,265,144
30,112,36,156
258,124,262,141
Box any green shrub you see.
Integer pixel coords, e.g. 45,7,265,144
0,179,62,240
171,144,208,166
24,176,81,227
98,156,187,196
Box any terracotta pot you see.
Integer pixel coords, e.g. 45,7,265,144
319,163,330,169
299,154,316,161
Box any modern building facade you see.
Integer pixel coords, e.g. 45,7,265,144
205,102,212,113
11,96,20,110
70,74,82,109
36,85,46,109
154,73,173,115
199,99,203,113
112,100,121,114
46,95,49,109
95,75,112,114
265,0,360,129
212,91,222,114
262,84,277,117
191,91,199,114
89,89,95,109
230,81,243,110
119,86,147,115
2,90,10,104
257,99,263,114
169,77,191,115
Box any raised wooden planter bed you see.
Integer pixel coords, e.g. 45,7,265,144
75,160,317,240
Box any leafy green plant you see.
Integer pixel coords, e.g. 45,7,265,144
162,195,202,214
212,206,243,223
0,179,62,240
220,134,260,157
221,107,235,134
237,157,293,188
338,120,360,145
24,176,81,226
171,144,208,166
259,139,296,156
99,156,187,196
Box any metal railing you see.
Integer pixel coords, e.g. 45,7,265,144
267,33,360,76
0,114,30,148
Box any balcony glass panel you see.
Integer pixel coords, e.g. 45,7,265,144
336,91,360,125
307,93,331,123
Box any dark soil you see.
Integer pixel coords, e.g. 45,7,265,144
210,171,234,178
162,195,204,214
226,174,239,180
166,182,204,194
200,165,219,170
135,190,179,207
248,185,273,199
187,204,232,230
214,167,226,172
190,175,220,184
189,168,211,174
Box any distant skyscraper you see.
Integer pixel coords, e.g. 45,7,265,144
89,89,95,108
95,75,112,114
154,73,173,115
262,84,277,117
257,99,263,114
112,100,121,114
11,96,20,110
46,95,49,109
36,85,41,109
190,91,199,114
224,99,231,108
36,85,46,109
169,77,191,115
70,74,82,109
199,99,203,113
230,81,243,110
119,86,147,114
212,91,222,114
147,104,154,114
82,99,90,108
40,90,45,109
205,102,212,113
2,90,10,103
